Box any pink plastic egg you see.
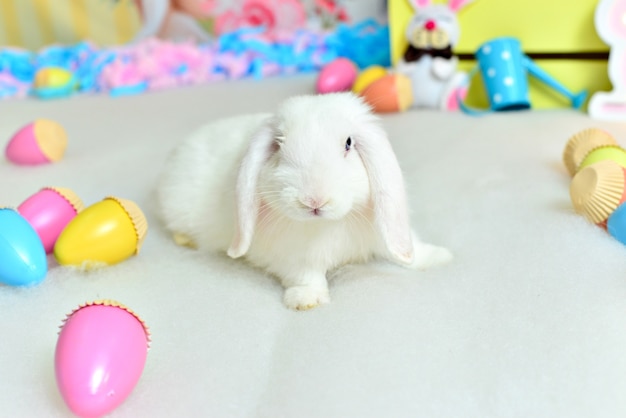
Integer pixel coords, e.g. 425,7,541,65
18,187,84,253
5,119,67,165
316,58,358,94
55,300,150,418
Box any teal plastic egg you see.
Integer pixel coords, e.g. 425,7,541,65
0,208,47,286
608,203,626,245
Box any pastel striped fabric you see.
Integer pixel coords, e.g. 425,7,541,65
0,0,141,50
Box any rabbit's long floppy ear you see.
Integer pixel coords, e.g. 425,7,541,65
356,122,415,265
408,0,432,11
227,119,276,259
448,0,474,12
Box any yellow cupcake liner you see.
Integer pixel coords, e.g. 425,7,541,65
61,299,151,347
396,74,413,111
45,187,85,213
104,196,148,253
33,119,68,162
563,128,617,176
570,159,626,224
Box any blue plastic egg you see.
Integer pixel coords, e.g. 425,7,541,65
607,202,626,245
0,208,47,286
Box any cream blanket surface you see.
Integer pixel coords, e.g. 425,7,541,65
1,75,626,418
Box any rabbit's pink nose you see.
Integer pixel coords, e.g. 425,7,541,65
424,20,436,31
300,196,329,215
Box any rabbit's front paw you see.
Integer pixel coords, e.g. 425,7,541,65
283,285,330,310
172,232,197,249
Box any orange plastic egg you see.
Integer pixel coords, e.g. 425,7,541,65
352,65,388,94
360,74,413,113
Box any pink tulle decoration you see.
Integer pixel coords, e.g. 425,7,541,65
260,62,281,77
0,13,390,99
98,39,222,92
0,72,29,98
216,52,251,79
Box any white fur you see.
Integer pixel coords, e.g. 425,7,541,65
156,93,452,310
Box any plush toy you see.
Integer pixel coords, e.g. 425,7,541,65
360,0,473,112
397,0,472,109
588,0,626,121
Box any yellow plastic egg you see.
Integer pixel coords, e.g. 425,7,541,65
54,197,148,269
352,65,388,94
34,67,74,89
33,67,77,99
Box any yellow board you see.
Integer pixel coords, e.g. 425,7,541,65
0,0,141,50
388,0,612,109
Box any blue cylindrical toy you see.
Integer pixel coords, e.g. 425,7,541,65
475,37,530,111
459,37,587,115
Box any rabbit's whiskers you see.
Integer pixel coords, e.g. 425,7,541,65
347,205,375,232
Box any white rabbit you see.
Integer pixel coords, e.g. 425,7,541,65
395,0,473,110
156,93,452,310
588,0,626,120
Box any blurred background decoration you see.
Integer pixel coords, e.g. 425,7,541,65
0,0,390,99
0,0,141,50
0,0,387,50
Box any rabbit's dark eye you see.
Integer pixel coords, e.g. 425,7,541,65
271,134,285,153
345,137,352,151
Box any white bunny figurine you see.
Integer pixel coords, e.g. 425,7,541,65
588,0,626,120
395,0,473,110
156,93,452,310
